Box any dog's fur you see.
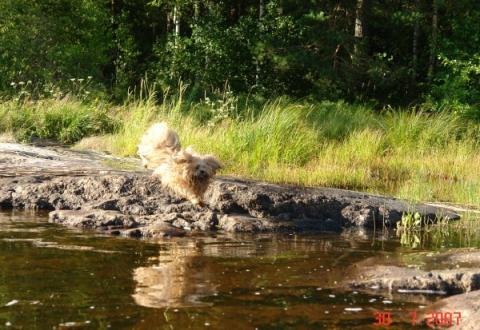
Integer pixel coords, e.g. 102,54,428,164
137,122,222,205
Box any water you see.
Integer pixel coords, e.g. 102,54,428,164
1,211,479,329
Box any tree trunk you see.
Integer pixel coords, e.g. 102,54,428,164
412,0,420,82
428,0,438,82
259,0,265,18
353,0,365,61
110,0,121,86
194,1,200,23
173,5,180,46
166,11,171,34
255,0,265,87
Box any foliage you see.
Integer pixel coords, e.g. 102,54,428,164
0,0,111,97
428,1,480,118
0,0,479,108
397,212,422,231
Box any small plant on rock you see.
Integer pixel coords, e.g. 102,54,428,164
397,212,422,231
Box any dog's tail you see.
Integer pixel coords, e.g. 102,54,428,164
137,122,181,169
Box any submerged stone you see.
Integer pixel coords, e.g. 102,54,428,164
417,290,480,329
49,209,138,230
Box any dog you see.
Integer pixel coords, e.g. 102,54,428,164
137,122,222,205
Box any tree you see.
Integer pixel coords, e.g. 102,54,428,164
0,0,479,108
0,0,111,94
353,0,366,62
412,0,421,82
428,0,439,81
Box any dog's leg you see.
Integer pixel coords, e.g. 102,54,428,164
187,195,204,207
183,190,205,207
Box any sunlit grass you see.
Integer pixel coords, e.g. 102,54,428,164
1,92,480,208
0,98,118,143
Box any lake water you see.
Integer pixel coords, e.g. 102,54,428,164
1,211,479,329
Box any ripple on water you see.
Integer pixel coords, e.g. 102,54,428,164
1,237,118,253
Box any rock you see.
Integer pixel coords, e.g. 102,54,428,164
83,199,120,211
429,250,480,267
121,223,186,238
449,252,480,265
0,190,13,209
0,143,461,237
341,204,378,227
219,214,277,232
49,210,138,230
340,204,402,227
417,290,480,329
346,265,480,295
191,210,218,231
172,218,191,230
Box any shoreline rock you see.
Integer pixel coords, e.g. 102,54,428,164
346,264,480,295
0,142,460,237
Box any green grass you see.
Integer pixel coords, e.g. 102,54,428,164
1,92,480,208
0,98,118,143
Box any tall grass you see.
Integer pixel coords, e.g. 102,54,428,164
0,98,117,143
1,90,480,207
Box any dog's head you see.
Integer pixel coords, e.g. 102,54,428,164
173,148,222,182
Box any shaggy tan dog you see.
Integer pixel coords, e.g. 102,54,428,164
137,122,222,205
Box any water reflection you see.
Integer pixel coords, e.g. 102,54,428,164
2,210,480,329
130,232,382,309
133,241,216,308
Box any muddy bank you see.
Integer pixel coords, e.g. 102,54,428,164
0,143,459,236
